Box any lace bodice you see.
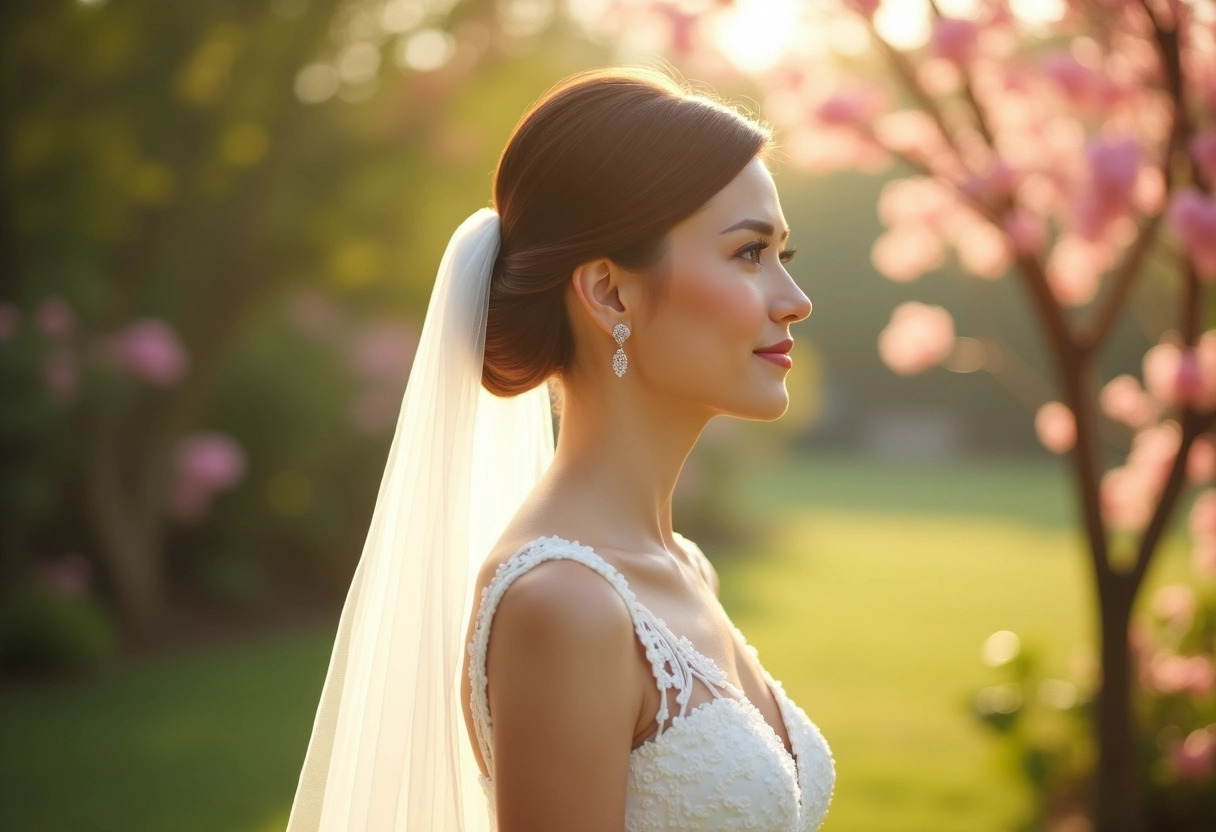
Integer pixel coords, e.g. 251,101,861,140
466,534,835,831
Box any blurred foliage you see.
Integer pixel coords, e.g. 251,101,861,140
972,577,1216,832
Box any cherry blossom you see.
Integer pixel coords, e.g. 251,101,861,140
106,318,189,386
172,432,247,523
1035,402,1077,454
877,302,955,375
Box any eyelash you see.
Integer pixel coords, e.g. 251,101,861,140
738,239,797,265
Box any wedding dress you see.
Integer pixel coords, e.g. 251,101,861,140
467,532,836,832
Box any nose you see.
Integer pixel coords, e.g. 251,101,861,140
773,272,812,323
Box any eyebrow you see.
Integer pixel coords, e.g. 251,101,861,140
720,219,790,242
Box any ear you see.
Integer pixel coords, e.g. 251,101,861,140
569,257,638,335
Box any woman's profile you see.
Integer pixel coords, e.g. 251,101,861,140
286,65,835,832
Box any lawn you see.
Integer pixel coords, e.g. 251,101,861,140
0,452,1200,832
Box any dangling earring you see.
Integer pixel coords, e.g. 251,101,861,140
612,323,630,378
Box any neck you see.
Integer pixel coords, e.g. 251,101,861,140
533,372,712,554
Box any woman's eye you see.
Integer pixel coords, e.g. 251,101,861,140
779,248,797,264
739,242,767,264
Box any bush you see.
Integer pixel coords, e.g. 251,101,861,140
971,581,1216,832
0,587,118,677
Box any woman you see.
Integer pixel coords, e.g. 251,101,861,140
287,66,834,832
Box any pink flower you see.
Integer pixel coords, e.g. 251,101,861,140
1100,374,1159,429
1189,488,1216,540
1190,130,1216,186
172,432,247,523
1035,402,1076,454
1167,728,1215,782
1147,651,1215,697
1002,210,1046,257
1073,137,1141,240
0,302,18,341
108,319,189,386
35,297,75,339
878,302,955,375
1168,189,1216,280
1101,465,1157,531
931,18,979,65
871,226,947,282
844,0,880,20
1187,434,1216,484
1142,333,1216,411
1047,235,1108,307
814,83,888,129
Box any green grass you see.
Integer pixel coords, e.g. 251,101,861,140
0,453,1202,831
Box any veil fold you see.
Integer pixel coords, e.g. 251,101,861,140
286,207,555,831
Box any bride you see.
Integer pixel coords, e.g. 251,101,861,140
286,66,835,832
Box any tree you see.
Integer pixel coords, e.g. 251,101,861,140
587,0,1215,829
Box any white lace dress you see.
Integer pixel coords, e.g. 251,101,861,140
467,533,835,831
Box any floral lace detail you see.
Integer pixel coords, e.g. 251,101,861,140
467,534,835,832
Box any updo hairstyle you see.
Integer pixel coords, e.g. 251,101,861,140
482,66,773,397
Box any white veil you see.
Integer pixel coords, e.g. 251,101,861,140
285,207,555,831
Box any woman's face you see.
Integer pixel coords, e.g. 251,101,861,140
631,156,813,421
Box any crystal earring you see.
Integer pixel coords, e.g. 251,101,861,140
612,323,630,378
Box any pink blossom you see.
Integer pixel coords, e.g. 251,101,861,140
1100,374,1159,429
1187,434,1216,484
951,215,1012,279
1127,422,1182,492
1002,210,1046,257
42,347,78,405
1073,137,1141,239
35,297,75,339
1101,465,1156,531
931,18,979,65
346,322,418,382
1167,728,1216,782
1142,334,1216,410
1152,583,1195,629
1190,130,1216,186
871,226,947,282
844,0,880,20
878,177,955,229
961,160,1017,206
1167,189,1216,280
814,83,888,129
878,302,955,375
1188,488,1216,541
1047,235,1108,307
172,432,247,523
0,302,18,341
110,319,188,386
1035,402,1076,454
1147,651,1215,697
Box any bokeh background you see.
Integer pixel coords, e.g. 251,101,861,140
2,1,1214,831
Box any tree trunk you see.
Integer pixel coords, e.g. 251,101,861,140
1093,575,1141,832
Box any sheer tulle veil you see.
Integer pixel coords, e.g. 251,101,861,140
285,207,555,831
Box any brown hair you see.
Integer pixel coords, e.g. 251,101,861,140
482,66,773,397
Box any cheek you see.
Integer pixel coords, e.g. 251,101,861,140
660,252,763,362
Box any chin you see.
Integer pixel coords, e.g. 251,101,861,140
723,387,790,422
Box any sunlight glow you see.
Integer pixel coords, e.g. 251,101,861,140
710,0,803,74
874,0,931,50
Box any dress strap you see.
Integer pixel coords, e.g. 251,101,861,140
466,535,737,778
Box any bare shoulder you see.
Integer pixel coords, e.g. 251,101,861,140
486,557,642,830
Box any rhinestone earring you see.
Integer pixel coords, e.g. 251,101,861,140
612,323,630,378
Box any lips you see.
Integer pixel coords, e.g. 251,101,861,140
754,338,794,354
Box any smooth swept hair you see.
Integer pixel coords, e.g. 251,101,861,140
482,66,773,397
